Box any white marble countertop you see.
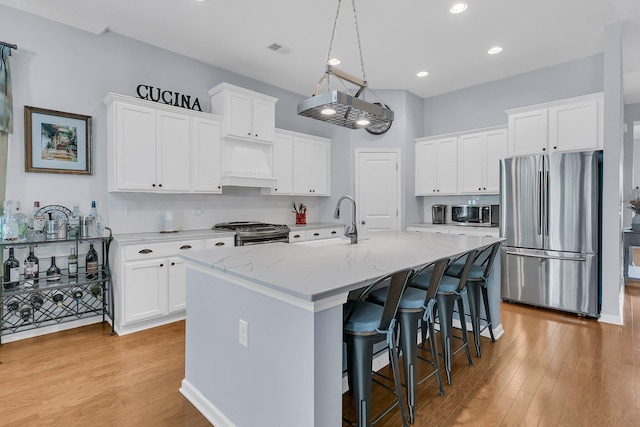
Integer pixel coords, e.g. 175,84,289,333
180,230,503,302
113,229,235,244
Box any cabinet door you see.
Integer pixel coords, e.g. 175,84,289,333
115,102,157,191
253,98,276,142
310,140,330,195
271,133,294,194
415,141,438,195
226,91,253,139
484,129,508,193
436,137,458,194
122,259,168,324
458,133,485,193
167,256,186,313
549,99,598,152
293,138,314,194
192,117,222,193
508,109,548,156
156,111,191,192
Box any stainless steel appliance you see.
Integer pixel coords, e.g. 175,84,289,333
213,221,290,246
451,204,499,227
431,204,446,224
500,150,602,317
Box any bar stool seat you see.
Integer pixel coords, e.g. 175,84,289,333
343,269,412,427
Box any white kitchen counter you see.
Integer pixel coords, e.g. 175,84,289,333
179,231,503,427
407,223,500,237
112,228,235,244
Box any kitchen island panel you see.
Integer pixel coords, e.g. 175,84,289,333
182,265,343,427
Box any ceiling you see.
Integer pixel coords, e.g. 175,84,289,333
3,0,640,103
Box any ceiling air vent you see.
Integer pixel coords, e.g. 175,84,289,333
267,42,289,54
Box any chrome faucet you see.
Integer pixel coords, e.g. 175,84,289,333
334,195,358,244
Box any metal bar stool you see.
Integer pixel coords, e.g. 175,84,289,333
410,250,477,385
444,242,500,357
343,269,412,427
368,257,449,423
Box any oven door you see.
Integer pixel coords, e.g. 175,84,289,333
238,235,290,246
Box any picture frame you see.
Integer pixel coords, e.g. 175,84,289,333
25,106,92,175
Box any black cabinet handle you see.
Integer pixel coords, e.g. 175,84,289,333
179,245,192,250
293,234,301,239
313,233,320,237
171,262,175,266
331,231,337,235
139,249,153,254
160,263,164,267
214,242,225,246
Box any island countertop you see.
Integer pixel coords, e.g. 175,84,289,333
179,230,503,303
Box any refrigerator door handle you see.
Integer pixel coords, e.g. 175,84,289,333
544,170,549,237
505,250,587,262
537,170,543,236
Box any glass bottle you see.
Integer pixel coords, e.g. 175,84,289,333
6,298,19,314
69,202,83,238
46,256,62,282
89,201,104,237
72,287,83,311
31,201,46,235
90,283,102,299
86,244,99,280
2,200,18,242
52,293,65,309
19,304,32,321
30,292,44,311
68,246,78,281
24,244,39,287
3,247,20,289
15,202,28,241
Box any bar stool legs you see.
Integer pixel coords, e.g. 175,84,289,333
466,282,483,357
436,293,473,385
345,336,374,427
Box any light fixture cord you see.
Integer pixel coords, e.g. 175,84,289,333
325,0,367,85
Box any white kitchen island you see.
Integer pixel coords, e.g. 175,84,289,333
179,231,503,427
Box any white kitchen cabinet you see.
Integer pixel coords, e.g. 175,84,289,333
262,130,331,196
507,93,603,156
209,83,277,143
192,117,222,193
458,127,508,194
415,136,458,195
113,234,233,335
289,226,343,243
104,93,223,194
293,136,331,195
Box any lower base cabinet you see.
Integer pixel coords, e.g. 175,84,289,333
114,235,234,334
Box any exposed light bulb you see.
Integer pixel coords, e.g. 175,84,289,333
356,116,371,126
488,46,503,55
321,106,336,115
328,58,341,66
416,71,429,77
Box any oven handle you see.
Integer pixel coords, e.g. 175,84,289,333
240,237,289,246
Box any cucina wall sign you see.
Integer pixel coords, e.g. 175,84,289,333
136,85,202,111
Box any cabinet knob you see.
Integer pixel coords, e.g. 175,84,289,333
293,234,301,239
274,188,278,191
361,221,366,225
171,262,175,266
179,245,192,250
479,187,482,190
160,263,164,267
553,146,557,149
248,132,251,136
152,184,156,187
542,147,546,151
331,230,337,234
158,184,162,187
255,134,258,138
483,187,486,190
214,242,225,246
433,189,436,192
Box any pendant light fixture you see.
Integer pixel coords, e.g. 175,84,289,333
297,0,394,134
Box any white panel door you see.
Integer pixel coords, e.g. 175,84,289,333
356,151,400,232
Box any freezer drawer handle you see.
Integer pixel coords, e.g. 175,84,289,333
505,250,586,262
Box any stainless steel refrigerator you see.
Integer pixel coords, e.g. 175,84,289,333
500,150,601,317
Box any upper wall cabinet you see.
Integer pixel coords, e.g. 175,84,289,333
458,127,508,194
261,129,331,196
415,136,458,195
104,93,223,194
506,92,603,156
209,83,277,143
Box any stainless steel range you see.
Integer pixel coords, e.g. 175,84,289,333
213,222,290,246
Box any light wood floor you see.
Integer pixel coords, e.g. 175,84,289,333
3,288,640,426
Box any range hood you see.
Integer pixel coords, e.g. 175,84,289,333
220,137,277,188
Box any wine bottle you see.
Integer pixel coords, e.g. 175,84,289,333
30,292,44,310
68,246,78,281
6,298,19,314
3,248,20,289
90,283,102,299
52,293,64,309
24,244,39,287
72,287,83,311
86,244,99,280
46,256,62,282
19,304,31,321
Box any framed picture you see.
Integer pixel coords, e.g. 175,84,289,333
25,106,92,175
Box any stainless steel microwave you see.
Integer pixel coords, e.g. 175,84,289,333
451,204,499,226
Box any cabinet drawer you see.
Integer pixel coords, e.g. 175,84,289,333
204,237,235,249
124,240,204,261
307,227,343,241
289,230,307,242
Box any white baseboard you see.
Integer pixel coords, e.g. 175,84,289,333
1,317,105,344
114,312,185,336
180,379,237,427
598,313,623,325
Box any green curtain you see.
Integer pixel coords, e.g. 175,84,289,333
0,46,13,134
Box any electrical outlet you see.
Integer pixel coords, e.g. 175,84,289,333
239,319,248,347
195,205,202,215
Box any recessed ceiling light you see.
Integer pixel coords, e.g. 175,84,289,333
356,115,371,126
416,71,429,78
321,106,336,115
488,46,503,55
328,58,341,66
450,3,468,14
